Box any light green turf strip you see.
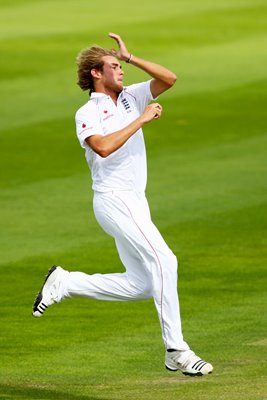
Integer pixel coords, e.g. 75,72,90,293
0,71,80,132
0,174,96,265
144,34,267,98
1,132,266,265
1,34,267,132
1,3,266,84
0,0,264,39
148,131,267,218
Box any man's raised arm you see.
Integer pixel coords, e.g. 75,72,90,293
108,32,177,98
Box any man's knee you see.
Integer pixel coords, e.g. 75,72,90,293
127,274,153,299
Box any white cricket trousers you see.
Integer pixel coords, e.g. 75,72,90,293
62,190,189,351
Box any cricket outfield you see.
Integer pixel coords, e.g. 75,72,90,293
0,0,266,399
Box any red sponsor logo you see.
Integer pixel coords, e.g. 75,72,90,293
103,114,114,121
78,125,93,135
82,123,86,128
104,110,108,113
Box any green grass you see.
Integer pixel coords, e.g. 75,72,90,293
1,0,267,399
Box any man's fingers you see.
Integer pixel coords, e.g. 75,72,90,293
108,33,130,62
147,104,162,119
154,110,162,119
108,32,121,44
154,104,162,119
108,32,118,39
142,103,163,123
154,103,162,111
108,32,118,37
152,103,163,114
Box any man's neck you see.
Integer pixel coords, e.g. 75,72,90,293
94,85,120,105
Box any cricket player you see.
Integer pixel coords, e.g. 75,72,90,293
32,33,213,376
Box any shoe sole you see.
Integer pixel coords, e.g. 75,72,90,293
165,365,212,377
32,265,58,317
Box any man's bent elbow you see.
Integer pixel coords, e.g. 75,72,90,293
96,143,117,158
87,136,112,158
99,150,110,158
95,146,111,158
168,73,177,87
163,73,177,91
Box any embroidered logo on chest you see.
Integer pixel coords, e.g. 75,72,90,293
121,98,132,113
103,110,115,121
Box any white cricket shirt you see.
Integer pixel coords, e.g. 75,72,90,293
75,80,154,193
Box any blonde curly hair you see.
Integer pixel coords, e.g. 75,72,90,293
76,45,114,94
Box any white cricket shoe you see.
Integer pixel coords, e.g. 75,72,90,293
165,349,213,376
32,266,66,317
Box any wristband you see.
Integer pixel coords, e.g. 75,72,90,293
126,54,132,63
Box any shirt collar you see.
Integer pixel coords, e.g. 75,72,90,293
90,89,126,99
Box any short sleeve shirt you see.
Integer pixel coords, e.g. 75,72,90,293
75,80,154,193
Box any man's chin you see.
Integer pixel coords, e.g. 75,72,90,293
115,86,123,94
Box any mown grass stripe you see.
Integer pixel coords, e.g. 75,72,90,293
1,36,266,133
0,1,267,399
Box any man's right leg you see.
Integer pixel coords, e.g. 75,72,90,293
32,265,153,317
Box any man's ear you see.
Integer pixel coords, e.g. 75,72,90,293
91,69,102,79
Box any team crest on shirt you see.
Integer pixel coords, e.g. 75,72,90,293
121,98,132,113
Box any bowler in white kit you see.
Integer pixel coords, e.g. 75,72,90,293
32,33,213,376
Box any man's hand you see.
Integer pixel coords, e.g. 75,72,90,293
141,103,163,124
108,32,131,62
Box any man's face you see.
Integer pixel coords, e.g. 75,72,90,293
100,56,124,93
